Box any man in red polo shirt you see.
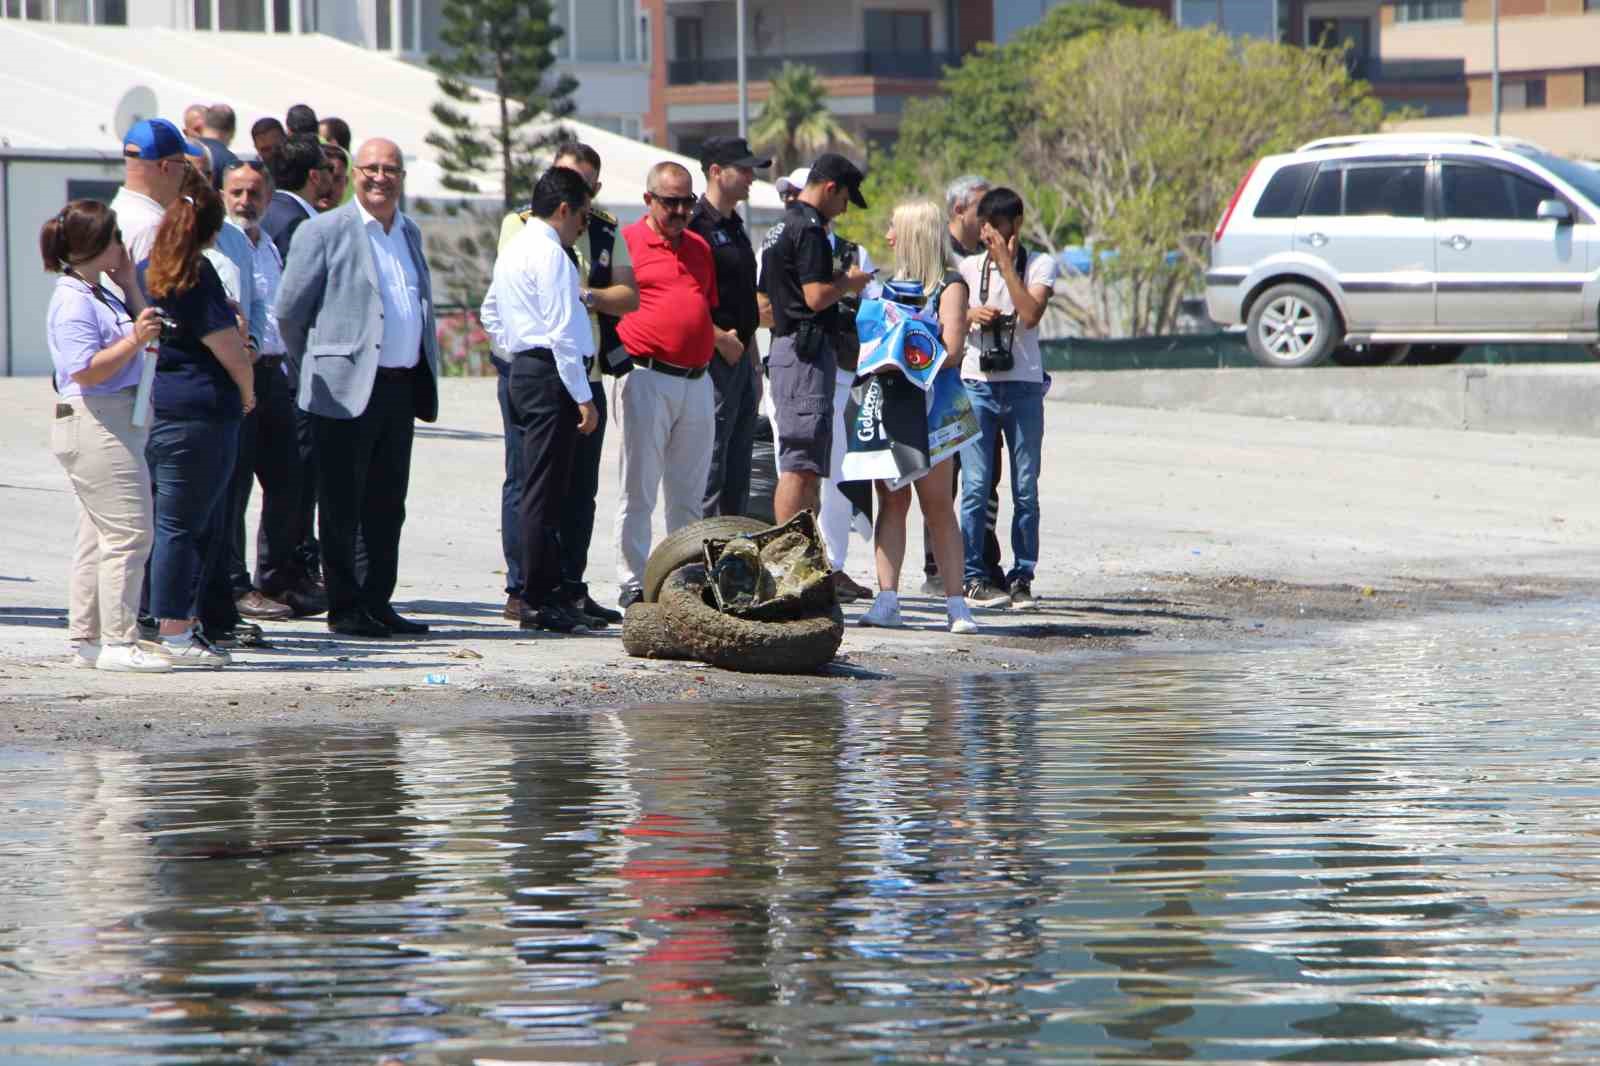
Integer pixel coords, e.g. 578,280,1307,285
614,161,744,609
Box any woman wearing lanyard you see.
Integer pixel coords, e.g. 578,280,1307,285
41,200,170,672
140,168,256,667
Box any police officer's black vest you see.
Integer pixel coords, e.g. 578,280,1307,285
585,208,626,375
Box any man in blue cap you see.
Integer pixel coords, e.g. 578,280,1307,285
108,118,190,268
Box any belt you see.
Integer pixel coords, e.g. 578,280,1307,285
633,357,707,380
515,347,554,363
374,364,415,381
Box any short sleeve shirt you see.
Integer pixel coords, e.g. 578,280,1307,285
760,202,836,337
617,218,718,369
140,257,243,420
46,276,139,398
958,248,1059,385
688,196,759,345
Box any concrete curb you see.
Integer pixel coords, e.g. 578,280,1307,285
1051,364,1600,437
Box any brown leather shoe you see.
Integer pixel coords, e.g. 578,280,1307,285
503,595,526,621
236,589,293,621
830,570,872,604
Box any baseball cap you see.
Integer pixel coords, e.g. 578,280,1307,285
182,139,206,159
808,152,867,208
701,136,771,171
123,118,186,160
775,167,810,196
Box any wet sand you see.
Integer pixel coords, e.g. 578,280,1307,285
4,377,1599,753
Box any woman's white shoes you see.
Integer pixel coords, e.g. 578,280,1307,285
948,614,980,635
859,597,904,628
95,643,173,673
71,642,100,669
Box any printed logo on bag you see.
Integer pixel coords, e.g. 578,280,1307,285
902,331,936,371
855,379,887,443
598,249,611,267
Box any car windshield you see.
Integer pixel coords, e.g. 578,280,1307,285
1527,153,1600,208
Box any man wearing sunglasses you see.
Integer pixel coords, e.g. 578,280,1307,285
612,161,741,610
109,118,190,272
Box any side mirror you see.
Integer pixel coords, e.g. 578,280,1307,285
1537,199,1573,224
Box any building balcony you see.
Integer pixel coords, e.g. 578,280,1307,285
667,49,958,85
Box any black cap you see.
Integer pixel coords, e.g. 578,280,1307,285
808,152,867,208
700,136,772,171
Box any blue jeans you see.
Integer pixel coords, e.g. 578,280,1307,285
147,416,240,621
959,380,1044,586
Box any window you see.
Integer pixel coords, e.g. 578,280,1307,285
1395,0,1462,20
375,0,389,49
219,0,266,31
1441,163,1557,221
56,0,89,21
1178,0,1276,39
1588,69,1600,105
674,15,702,60
102,0,126,22
1503,78,1546,110
1344,163,1425,217
273,0,290,31
574,0,621,61
192,0,210,28
638,9,650,63
1255,162,1317,218
1303,163,1425,217
865,10,931,51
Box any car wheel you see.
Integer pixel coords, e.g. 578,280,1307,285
1406,344,1465,365
1246,284,1340,368
1330,343,1411,367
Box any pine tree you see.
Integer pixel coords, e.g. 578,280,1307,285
426,0,577,212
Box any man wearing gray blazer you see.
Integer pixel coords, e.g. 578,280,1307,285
275,138,440,639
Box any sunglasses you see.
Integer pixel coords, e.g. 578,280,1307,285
223,159,267,173
356,163,405,179
650,193,696,213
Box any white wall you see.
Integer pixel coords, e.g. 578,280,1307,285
2,154,127,377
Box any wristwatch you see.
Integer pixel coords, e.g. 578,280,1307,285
579,287,594,309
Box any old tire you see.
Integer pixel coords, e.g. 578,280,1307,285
621,602,694,661
1246,282,1340,368
658,565,844,674
641,515,768,603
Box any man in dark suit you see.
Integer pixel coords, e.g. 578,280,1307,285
274,138,440,639
262,133,331,589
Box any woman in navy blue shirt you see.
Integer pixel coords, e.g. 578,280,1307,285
140,168,255,667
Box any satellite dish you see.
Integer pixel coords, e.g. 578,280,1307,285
112,86,159,143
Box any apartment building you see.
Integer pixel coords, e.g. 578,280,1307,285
0,0,652,138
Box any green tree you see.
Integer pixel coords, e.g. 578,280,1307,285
1028,23,1384,336
421,0,576,310
748,64,859,176
839,0,1156,254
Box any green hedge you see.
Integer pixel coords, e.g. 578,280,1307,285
1040,335,1594,372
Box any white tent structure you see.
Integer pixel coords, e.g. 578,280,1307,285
0,21,784,375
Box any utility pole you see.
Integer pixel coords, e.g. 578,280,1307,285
1491,0,1502,136
737,0,749,137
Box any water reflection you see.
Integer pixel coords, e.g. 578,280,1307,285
5,603,1600,1062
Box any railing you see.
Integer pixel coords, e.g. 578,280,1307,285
667,50,958,86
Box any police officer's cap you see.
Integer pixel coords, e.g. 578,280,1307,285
808,153,867,209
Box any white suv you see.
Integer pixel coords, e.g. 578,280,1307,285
1206,134,1600,368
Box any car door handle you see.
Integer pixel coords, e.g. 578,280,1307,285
1300,232,1328,248
1442,234,1471,250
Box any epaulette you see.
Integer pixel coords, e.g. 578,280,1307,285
517,209,533,223
588,207,618,227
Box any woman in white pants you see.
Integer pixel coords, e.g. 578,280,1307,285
41,201,170,671
857,200,978,634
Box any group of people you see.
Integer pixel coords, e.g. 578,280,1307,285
45,102,437,671
43,105,1054,671
480,144,1056,637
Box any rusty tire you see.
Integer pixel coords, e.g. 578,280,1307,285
621,602,694,661
657,564,844,674
640,515,769,603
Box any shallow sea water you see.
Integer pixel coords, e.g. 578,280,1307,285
3,602,1600,1064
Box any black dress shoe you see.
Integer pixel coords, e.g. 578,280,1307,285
328,609,391,638
578,594,623,625
372,606,429,635
518,603,589,633
282,584,328,619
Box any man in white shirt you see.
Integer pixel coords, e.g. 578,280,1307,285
481,167,599,635
108,118,188,269
957,187,1059,612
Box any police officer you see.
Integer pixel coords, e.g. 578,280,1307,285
690,136,770,518
493,143,639,626
759,153,873,525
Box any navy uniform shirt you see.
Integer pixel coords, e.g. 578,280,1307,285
758,201,836,338
688,195,759,346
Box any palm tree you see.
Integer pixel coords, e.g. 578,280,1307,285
748,63,859,175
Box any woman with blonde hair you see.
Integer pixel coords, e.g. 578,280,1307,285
858,199,979,634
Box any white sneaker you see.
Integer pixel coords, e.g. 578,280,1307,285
71,642,100,669
859,596,904,628
95,643,173,673
948,614,980,635
156,631,231,669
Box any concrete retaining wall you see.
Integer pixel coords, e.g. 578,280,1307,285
1052,364,1600,438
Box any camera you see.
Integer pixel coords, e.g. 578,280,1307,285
978,311,1018,372
154,312,183,344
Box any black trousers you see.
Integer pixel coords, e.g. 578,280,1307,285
703,341,760,518
926,429,1006,584
558,383,607,601
313,371,416,618
292,396,320,575
224,359,304,597
510,351,580,608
